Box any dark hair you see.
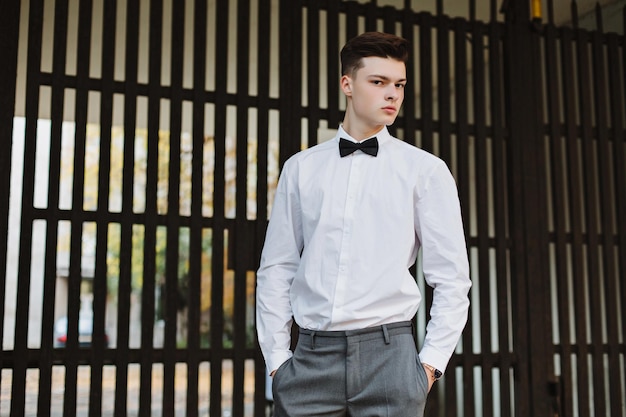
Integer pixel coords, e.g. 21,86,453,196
340,32,409,76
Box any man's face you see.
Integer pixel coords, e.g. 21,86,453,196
341,56,406,131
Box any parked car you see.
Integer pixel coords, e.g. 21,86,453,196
53,311,109,348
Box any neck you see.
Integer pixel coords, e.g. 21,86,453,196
341,117,384,141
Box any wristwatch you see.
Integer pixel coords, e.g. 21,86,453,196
423,363,443,380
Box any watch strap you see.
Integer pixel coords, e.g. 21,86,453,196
423,363,443,380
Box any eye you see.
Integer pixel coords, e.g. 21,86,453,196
372,80,383,85
396,83,406,89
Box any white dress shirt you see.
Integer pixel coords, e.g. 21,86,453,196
256,125,471,375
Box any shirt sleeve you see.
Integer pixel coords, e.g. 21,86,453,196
256,160,304,374
415,161,472,374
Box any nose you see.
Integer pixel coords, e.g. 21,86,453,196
386,87,398,101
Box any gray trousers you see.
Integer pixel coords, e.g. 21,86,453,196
271,321,429,417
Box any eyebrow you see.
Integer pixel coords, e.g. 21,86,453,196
368,74,407,83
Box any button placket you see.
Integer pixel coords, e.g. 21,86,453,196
332,157,363,321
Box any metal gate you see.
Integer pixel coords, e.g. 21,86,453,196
0,0,624,416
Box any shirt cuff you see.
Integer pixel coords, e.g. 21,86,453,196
418,347,453,375
267,350,293,376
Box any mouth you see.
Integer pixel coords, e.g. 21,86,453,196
382,106,397,113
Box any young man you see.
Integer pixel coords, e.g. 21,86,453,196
256,32,471,416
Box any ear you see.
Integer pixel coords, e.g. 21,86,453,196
340,75,352,96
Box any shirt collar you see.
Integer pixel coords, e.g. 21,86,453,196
336,125,392,146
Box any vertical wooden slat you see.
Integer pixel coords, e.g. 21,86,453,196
561,25,591,416
210,0,229,414
415,15,439,414
35,60,58,417
381,6,397,138
63,2,89,412
436,16,452,165
544,22,573,417
503,5,546,415
595,3,604,33
488,18,512,417
90,0,117,414
453,16,475,417
37,0,69,414
0,0,21,411
382,6,395,37
472,23,493,417
558,27,579,417
593,32,621,413
307,1,321,149
571,2,579,29
118,0,146,414
419,12,434,153
547,0,555,24
346,2,359,41
139,0,162,414
618,31,626,364
55,0,81,415
233,0,252,414
575,27,606,417
162,0,185,413
279,0,293,163
326,0,340,129
526,18,554,417
365,1,377,31
10,0,45,414
489,0,498,21
606,33,626,417
400,7,416,150
436,0,443,16
589,28,619,417
436,14,458,417
254,0,273,414
187,0,208,415
279,0,302,162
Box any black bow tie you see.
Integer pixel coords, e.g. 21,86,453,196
339,137,379,157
